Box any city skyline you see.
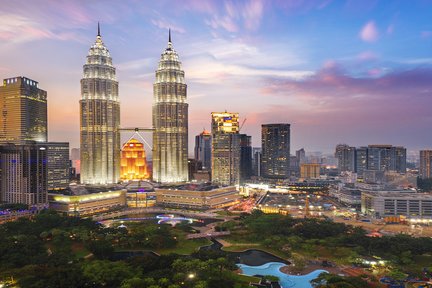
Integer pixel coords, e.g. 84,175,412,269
1,1,432,153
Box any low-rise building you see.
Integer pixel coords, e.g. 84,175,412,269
300,163,321,179
338,188,362,207
156,184,240,210
362,191,432,219
48,189,126,216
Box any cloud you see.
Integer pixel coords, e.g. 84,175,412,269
359,21,379,42
262,65,432,118
357,51,378,61
180,37,311,84
0,13,78,44
204,0,265,33
117,58,154,71
151,19,186,33
242,0,265,30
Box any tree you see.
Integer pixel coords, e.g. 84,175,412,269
82,260,139,287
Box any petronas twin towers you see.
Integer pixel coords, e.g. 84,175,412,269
80,26,188,184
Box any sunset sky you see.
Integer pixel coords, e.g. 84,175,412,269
1,0,432,154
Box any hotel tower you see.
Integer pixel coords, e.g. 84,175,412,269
152,30,188,183
80,24,120,184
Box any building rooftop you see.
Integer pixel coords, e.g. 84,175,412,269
157,182,225,191
363,191,432,199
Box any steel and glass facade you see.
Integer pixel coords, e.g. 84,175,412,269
194,130,211,171
0,77,47,143
80,28,120,184
420,150,432,179
152,33,188,183
261,124,290,179
0,143,47,208
211,112,240,186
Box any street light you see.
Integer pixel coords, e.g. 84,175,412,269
188,273,195,279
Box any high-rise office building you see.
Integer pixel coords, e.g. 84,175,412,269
0,77,47,143
239,134,252,183
80,24,120,184
355,147,368,177
0,143,47,208
367,145,406,173
46,142,70,191
120,138,149,181
261,124,290,179
252,147,262,177
211,112,240,185
152,30,188,183
194,130,211,171
296,148,306,165
420,150,432,179
335,144,356,173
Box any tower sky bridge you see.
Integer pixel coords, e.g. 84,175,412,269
119,127,154,151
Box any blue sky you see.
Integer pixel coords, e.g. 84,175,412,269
1,0,432,154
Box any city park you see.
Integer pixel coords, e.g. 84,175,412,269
1,198,432,288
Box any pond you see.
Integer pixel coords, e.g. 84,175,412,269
238,262,328,288
101,213,221,227
199,239,289,266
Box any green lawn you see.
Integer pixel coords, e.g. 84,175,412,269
233,273,261,284
222,244,291,260
155,237,212,255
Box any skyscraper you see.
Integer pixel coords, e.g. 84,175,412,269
153,30,188,183
261,124,290,179
0,143,47,208
46,142,70,191
296,148,306,165
252,147,262,177
355,147,368,177
0,77,47,143
335,144,356,173
367,145,406,173
420,150,432,179
239,134,252,183
80,24,120,185
194,130,211,171
211,112,240,185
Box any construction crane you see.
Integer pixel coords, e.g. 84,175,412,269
239,118,247,132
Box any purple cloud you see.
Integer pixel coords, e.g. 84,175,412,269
360,21,379,42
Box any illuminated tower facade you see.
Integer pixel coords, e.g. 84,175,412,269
0,77,47,143
211,112,240,185
261,124,290,179
120,138,149,181
194,130,211,171
153,30,188,183
80,24,120,184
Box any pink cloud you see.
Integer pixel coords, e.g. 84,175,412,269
205,16,238,33
359,21,379,42
262,65,432,117
357,51,378,61
151,19,186,33
243,0,265,30
256,66,432,150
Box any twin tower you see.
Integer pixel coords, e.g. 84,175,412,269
80,26,188,184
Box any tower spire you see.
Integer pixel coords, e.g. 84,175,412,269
169,28,171,43
97,22,100,37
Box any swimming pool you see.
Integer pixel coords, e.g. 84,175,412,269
237,262,328,288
